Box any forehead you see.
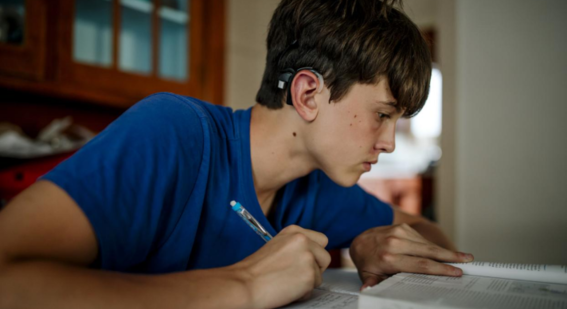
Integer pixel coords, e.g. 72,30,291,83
343,79,397,105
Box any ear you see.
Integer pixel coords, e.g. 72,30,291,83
289,70,323,122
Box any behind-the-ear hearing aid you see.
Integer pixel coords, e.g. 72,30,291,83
278,67,324,106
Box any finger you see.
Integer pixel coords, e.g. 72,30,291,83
285,231,330,272
389,254,463,277
300,229,329,248
281,225,329,248
308,242,331,272
391,223,429,244
298,290,313,302
359,272,384,290
387,238,474,263
312,260,323,288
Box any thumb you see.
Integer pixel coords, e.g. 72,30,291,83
360,271,385,291
298,290,313,302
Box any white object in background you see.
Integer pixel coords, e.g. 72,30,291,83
0,118,94,159
411,66,442,139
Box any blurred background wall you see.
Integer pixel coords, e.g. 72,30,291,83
437,0,567,264
225,0,279,110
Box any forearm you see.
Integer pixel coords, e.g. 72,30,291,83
0,259,250,309
409,220,457,251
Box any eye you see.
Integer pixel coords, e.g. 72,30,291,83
377,112,390,120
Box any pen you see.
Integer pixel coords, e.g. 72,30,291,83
230,200,273,242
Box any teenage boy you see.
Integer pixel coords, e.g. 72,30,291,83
0,0,474,308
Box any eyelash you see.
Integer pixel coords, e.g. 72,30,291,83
377,112,390,120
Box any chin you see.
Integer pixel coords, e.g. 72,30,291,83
326,171,361,188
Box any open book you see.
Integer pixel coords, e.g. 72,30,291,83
280,262,567,309
360,262,567,309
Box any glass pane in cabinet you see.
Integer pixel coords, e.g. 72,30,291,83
0,0,25,45
119,0,152,75
159,0,189,81
73,0,113,67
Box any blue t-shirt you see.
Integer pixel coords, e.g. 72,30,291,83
42,93,393,274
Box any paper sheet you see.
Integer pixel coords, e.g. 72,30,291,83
279,269,361,309
360,273,567,309
447,261,567,285
318,268,361,295
280,289,358,309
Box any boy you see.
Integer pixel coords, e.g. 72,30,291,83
0,0,473,308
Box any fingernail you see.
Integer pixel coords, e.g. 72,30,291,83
360,284,374,291
459,252,474,262
453,268,463,276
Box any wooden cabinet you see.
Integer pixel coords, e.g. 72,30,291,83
0,0,47,81
0,0,225,107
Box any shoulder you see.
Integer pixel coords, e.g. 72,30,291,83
68,93,220,171
131,92,237,139
124,92,208,124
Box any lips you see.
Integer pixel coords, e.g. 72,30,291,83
362,160,378,172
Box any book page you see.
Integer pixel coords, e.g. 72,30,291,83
279,269,360,309
280,289,358,309
360,273,567,309
447,261,567,284
318,268,361,295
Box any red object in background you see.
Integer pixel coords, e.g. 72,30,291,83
328,248,342,268
0,152,74,203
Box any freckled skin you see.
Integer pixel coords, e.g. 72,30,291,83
293,132,296,137
354,115,357,118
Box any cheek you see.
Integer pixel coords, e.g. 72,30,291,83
319,108,374,158
347,117,377,148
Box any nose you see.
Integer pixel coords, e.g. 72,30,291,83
374,123,396,153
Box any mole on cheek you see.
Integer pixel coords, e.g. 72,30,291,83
293,132,297,137
350,123,352,126
354,115,357,118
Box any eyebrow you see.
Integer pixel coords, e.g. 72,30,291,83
377,100,402,113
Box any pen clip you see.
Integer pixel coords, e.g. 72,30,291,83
243,211,270,236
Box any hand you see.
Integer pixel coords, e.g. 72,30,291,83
230,225,331,309
349,223,474,289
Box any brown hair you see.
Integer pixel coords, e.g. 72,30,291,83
255,0,431,117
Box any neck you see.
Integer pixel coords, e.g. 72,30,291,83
249,104,316,214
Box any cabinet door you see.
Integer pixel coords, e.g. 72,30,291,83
0,0,47,80
58,0,206,106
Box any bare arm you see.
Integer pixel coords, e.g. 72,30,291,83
0,181,251,309
1,259,251,309
0,181,330,309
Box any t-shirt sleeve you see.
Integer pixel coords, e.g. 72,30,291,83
41,93,204,271
311,172,394,249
